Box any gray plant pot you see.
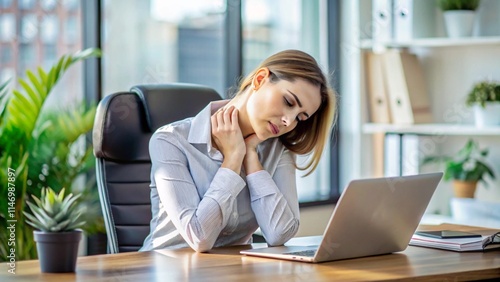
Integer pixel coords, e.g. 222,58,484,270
34,230,82,273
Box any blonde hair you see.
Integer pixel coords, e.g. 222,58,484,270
236,49,337,175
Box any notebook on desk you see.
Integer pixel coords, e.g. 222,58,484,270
410,230,500,252
241,172,443,263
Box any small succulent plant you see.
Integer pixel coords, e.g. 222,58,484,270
24,187,86,232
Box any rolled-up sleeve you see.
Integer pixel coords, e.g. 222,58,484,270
246,149,299,246
150,132,245,252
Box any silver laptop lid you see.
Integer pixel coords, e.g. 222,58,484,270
314,172,443,262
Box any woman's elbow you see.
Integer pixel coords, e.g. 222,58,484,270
188,239,214,253
266,220,299,246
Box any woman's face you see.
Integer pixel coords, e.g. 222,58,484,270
246,69,322,141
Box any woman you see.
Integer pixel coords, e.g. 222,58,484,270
140,49,337,252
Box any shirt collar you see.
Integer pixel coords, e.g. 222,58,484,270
188,100,229,153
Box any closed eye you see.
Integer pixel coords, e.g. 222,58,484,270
284,97,307,122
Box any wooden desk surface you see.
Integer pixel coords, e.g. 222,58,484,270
2,224,500,282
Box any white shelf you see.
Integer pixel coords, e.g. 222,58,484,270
361,36,500,49
363,123,500,136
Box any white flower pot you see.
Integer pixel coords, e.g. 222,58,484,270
473,102,500,127
443,10,475,38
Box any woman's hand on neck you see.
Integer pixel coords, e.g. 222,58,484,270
211,106,246,174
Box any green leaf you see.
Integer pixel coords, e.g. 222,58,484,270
62,55,73,71
51,219,71,232
72,48,102,62
30,193,43,208
12,89,37,118
37,67,48,88
57,188,66,202
43,190,55,215
26,201,56,228
0,79,9,96
422,139,495,182
52,208,69,223
23,211,42,227
60,193,81,212
27,69,45,97
0,80,10,119
25,219,46,232
21,71,43,107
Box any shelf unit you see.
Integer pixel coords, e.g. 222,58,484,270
363,123,500,136
363,123,500,179
342,0,500,215
360,36,500,49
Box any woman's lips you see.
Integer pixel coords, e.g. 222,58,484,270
269,122,279,135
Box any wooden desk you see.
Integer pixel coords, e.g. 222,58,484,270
2,224,500,281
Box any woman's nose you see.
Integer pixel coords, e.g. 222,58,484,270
282,113,294,127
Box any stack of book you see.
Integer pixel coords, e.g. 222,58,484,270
410,231,500,252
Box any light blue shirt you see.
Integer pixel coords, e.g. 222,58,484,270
140,100,300,252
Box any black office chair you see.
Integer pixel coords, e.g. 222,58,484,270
92,84,221,253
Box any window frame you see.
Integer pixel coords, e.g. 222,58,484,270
83,0,341,206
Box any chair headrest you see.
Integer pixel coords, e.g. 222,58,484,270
93,83,221,162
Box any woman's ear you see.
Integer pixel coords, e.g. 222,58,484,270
252,68,270,91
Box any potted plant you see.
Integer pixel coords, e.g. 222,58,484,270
24,187,85,272
438,0,480,37
466,80,500,127
423,139,495,198
0,48,102,261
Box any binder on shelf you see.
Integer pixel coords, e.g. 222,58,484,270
372,133,386,177
410,231,500,252
381,50,433,124
364,52,392,123
372,0,393,42
393,0,439,41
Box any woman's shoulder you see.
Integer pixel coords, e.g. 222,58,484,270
151,118,192,143
260,137,290,156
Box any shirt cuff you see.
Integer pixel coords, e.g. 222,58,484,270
246,170,278,201
205,167,246,201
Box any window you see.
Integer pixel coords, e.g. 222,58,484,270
0,14,15,42
0,45,11,63
0,0,12,9
21,14,38,43
0,0,82,104
19,0,35,10
102,0,225,96
41,15,58,44
242,0,333,203
97,0,339,205
41,0,57,11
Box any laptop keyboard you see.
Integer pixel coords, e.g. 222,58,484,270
284,249,316,257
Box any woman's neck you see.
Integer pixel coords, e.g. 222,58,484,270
226,91,254,138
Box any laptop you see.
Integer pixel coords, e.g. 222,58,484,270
240,172,443,263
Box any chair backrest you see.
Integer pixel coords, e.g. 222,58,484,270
93,83,221,253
